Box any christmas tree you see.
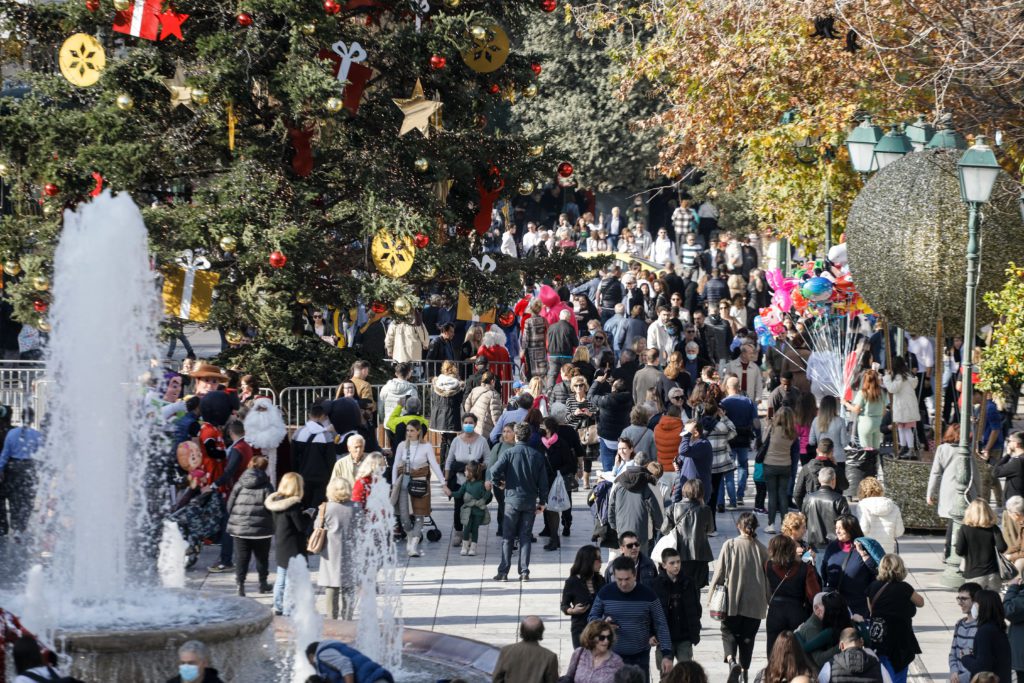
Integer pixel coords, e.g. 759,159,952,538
0,0,598,385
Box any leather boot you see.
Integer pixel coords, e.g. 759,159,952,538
460,540,469,556
236,583,245,597
468,542,477,556
407,536,421,557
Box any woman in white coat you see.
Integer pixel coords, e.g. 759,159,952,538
927,423,979,559
882,357,920,457
855,476,905,553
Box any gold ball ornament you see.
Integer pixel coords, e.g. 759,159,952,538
225,330,245,345
523,83,539,98
115,93,134,110
190,88,209,105
296,292,312,305
462,24,510,74
422,264,439,279
444,0,461,7
301,23,317,35
393,296,413,316
527,144,544,157
3,261,21,277
32,276,50,292
219,235,238,252
370,231,416,278
37,320,51,333
414,158,430,173
58,33,106,88
326,96,343,113
113,0,131,10
0,163,9,178
518,180,535,195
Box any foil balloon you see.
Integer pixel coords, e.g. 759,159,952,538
801,276,834,302
790,290,809,313
765,268,798,313
753,315,775,348
758,306,785,336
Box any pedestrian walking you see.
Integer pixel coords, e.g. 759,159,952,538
562,545,607,649
316,478,357,620
764,535,820,656
865,554,923,683
955,498,1007,591
490,422,550,582
225,456,274,597
492,616,559,683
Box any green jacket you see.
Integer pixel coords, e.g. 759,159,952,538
454,479,493,526
386,405,429,433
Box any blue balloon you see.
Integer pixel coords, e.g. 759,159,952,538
801,276,833,302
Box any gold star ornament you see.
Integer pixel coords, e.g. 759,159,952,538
392,79,442,138
163,62,196,112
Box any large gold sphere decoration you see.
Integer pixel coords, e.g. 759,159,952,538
219,235,238,252
38,319,51,333
296,292,312,305
523,83,539,98
527,144,544,157
225,330,245,345
113,0,131,10
116,93,134,110
3,260,21,277
32,276,50,292
462,24,510,74
518,181,535,195
414,158,430,173
0,162,8,178
326,96,343,113
190,88,209,105
846,148,1024,335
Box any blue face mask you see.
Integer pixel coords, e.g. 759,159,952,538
179,664,201,682
462,424,475,434
686,353,698,360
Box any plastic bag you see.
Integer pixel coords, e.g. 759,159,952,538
547,474,571,513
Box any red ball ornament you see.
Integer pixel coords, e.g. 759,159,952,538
323,0,341,14
33,300,48,313
498,311,515,327
557,162,574,178
269,250,287,268
371,301,387,315
236,12,253,26
488,83,501,95
429,55,447,70
488,164,501,177
540,0,557,12
85,0,100,11
414,232,430,249
530,62,542,76
43,183,59,197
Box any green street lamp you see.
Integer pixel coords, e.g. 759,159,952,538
845,118,884,175
926,120,967,150
943,136,1001,586
873,125,913,170
905,115,935,151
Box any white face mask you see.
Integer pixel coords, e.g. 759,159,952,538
970,603,979,619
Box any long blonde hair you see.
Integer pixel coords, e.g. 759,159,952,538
528,376,545,401
277,472,304,500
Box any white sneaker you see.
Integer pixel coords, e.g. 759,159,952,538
459,541,469,556
766,525,776,534
468,542,477,556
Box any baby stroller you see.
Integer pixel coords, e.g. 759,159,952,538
168,489,225,568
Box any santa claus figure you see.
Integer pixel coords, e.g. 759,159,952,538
477,328,512,401
243,397,288,487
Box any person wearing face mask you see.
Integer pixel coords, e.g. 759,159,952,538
166,640,224,683
443,414,489,551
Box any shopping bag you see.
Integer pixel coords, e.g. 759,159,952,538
547,475,571,513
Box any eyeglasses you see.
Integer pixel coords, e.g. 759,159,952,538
623,542,640,549
956,596,971,602
596,634,612,642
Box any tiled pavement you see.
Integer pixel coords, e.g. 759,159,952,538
191,479,967,682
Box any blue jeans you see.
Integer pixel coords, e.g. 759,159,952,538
598,440,616,472
498,508,536,576
880,656,907,683
718,447,749,507
273,565,288,613
619,648,651,680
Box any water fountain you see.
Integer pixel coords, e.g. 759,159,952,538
2,192,272,680
0,192,495,681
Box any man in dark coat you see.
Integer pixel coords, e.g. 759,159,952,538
490,422,550,581
424,322,462,376
794,438,849,508
545,309,579,389
166,640,226,683
802,468,851,546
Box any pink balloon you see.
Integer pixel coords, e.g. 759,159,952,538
538,285,578,333
765,268,798,313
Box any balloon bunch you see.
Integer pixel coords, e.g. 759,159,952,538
755,259,873,349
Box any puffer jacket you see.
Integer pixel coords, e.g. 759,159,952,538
226,467,274,538
857,495,905,553
378,377,416,424
429,374,464,433
609,467,663,547
882,373,920,424
265,492,309,568
654,415,684,471
462,384,503,437
589,382,633,441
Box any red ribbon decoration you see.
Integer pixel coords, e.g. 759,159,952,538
474,177,504,236
288,126,314,178
90,171,104,197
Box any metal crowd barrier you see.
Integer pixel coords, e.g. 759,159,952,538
0,360,46,426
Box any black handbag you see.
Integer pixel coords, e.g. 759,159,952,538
755,433,771,464
407,478,429,498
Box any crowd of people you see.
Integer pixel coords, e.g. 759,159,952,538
5,200,1024,683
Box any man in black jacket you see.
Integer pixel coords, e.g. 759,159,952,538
994,431,1024,502
546,309,579,390
802,468,851,546
603,531,658,588
596,266,624,324
794,438,849,507
589,373,633,472
424,322,462,376
653,547,702,664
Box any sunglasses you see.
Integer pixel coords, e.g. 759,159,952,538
956,596,971,602
597,634,612,642
594,336,606,341
623,542,640,549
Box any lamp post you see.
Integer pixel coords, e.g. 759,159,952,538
845,118,883,178
872,126,913,170
905,115,936,151
941,136,1002,585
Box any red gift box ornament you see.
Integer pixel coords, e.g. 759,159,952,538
318,40,372,114
113,0,188,41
